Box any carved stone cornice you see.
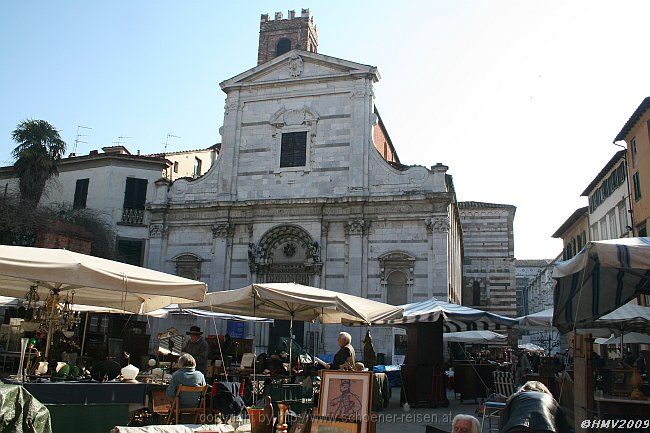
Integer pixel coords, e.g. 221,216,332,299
148,224,165,238
345,219,370,236
212,222,234,238
425,216,450,234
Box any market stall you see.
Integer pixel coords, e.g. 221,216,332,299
361,298,517,408
552,238,650,423
0,245,208,433
187,283,402,433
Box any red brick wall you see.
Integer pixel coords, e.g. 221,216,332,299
35,219,93,254
257,16,317,65
373,123,397,163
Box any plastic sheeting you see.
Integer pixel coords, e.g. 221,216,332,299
0,384,52,433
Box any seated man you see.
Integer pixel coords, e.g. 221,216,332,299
167,353,207,408
499,381,570,433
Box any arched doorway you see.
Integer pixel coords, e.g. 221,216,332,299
249,225,322,350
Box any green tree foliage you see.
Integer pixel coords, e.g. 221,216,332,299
11,119,66,205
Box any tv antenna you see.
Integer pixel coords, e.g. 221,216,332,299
72,125,92,155
113,135,132,146
163,133,181,154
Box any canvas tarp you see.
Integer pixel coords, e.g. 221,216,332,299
146,304,273,322
516,308,554,330
442,330,507,343
187,283,402,324
0,384,52,433
0,246,207,313
363,298,517,331
594,331,650,345
552,237,650,334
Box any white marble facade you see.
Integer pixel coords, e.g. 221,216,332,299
146,50,463,359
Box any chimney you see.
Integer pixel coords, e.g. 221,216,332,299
301,8,311,18
274,11,283,20
288,10,296,19
260,13,269,23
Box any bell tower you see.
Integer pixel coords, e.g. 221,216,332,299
257,9,318,65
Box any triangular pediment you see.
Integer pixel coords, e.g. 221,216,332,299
220,50,379,89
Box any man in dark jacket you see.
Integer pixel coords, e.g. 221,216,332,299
499,381,571,433
183,326,209,374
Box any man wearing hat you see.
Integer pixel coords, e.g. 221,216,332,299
183,326,209,374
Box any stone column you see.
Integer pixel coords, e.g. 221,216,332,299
426,215,450,300
217,94,241,199
318,222,329,289
211,222,233,292
348,79,373,195
346,219,369,298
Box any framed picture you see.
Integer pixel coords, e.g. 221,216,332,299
310,416,360,433
289,413,311,433
317,370,372,433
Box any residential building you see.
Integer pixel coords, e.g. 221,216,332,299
0,145,170,266
459,202,517,317
145,10,464,358
614,97,650,237
149,144,220,181
552,207,589,260
515,259,554,315
581,150,632,241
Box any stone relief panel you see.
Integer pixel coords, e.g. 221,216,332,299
248,224,322,276
425,216,450,233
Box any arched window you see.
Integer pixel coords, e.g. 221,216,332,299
387,271,408,306
276,38,291,56
175,254,202,281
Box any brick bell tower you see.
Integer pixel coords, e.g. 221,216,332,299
257,8,318,65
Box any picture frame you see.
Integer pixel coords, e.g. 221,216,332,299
317,370,373,433
289,415,311,433
310,416,360,433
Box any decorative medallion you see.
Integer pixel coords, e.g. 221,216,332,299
284,109,306,126
288,53,303,77
283,243,297,258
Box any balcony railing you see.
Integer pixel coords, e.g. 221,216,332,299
121,208,144,225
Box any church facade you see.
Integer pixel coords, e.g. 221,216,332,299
145,10,463,357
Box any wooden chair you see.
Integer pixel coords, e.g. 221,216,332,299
480,371,515,433
493,371,515,397
167,385,208,424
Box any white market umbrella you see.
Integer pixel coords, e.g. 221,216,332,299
516,308,554,331
0,245,207,314
595,332,650,345
188,283,402,324
146,304,273,322
443,330,507,344
553,237,650,334
519,343,545,353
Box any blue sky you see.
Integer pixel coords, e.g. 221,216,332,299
2,1,649,259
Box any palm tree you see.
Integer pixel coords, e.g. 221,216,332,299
11,119,66,205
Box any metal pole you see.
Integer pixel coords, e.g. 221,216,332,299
289,314,293,380
80,312,91,364
44,290,59,359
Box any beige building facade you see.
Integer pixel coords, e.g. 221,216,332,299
145,12,464,357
